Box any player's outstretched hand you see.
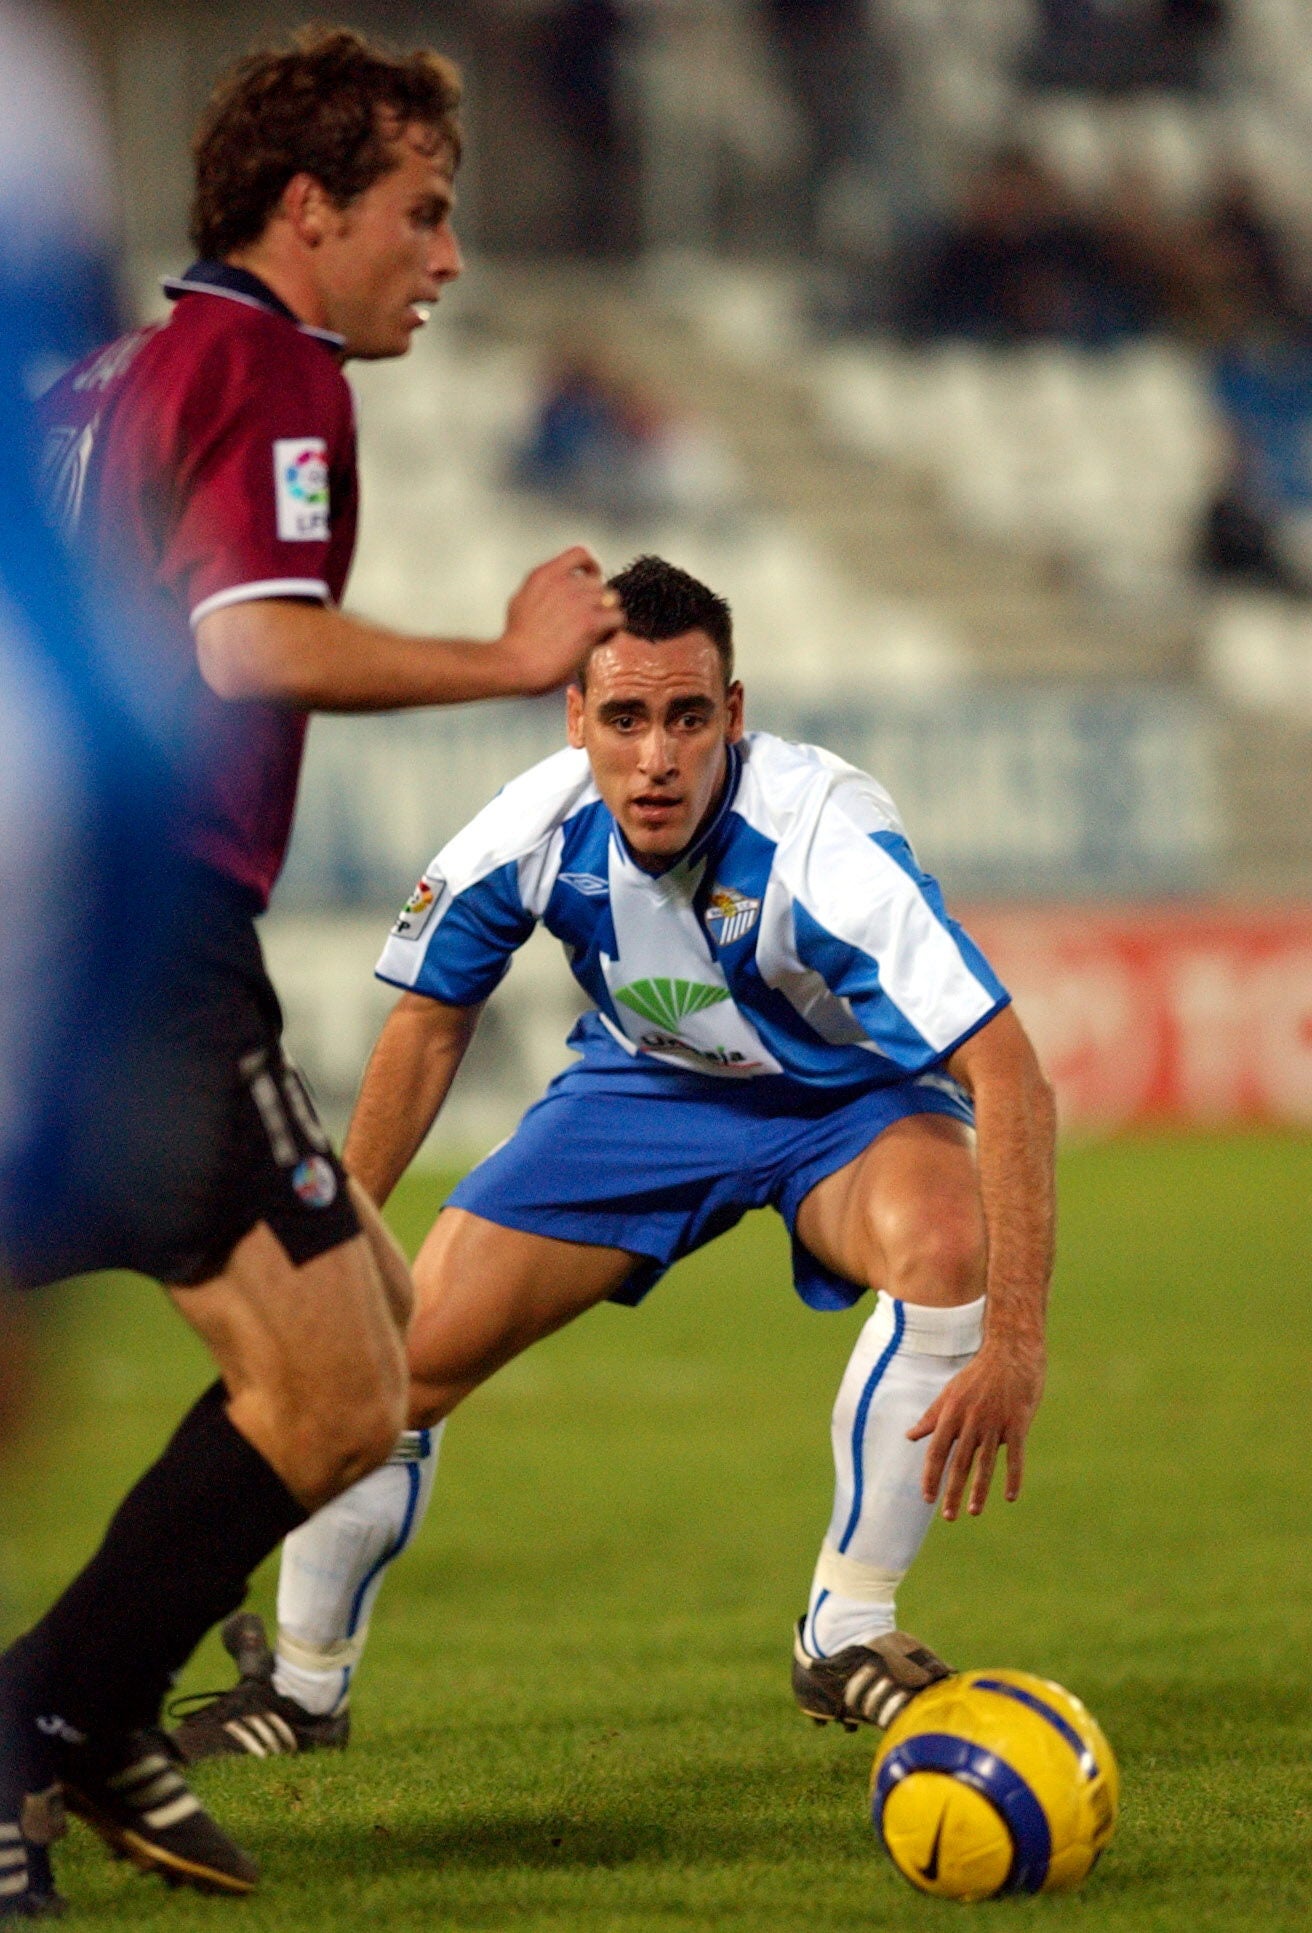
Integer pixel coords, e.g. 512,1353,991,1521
497,546,623,695
907,1336,1046,1522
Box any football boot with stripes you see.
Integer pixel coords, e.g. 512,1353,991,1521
169,1614,349,1763
0,1789,66,1919
61,1728,257,1896
791,1620,954,1731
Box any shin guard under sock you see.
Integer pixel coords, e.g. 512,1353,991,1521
1,1381,306,1747
274,1424,442,1716
804,1293,985,1658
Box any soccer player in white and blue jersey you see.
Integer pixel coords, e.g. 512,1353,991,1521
174,555,1056,1761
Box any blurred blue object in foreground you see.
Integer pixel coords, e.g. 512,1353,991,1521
0,3,171,1292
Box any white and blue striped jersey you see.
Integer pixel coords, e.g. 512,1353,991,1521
376,732,1009,1093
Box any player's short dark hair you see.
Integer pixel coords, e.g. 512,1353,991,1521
585,555,734,689
191,26,462,260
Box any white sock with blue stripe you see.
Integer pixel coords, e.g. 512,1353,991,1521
272,1425,443,1716
804,1292,985,1659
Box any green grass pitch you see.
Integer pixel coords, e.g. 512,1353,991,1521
2,1133,1310,1930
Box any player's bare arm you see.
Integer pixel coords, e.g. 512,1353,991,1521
196,546,621,710
343,992,481,1205
908,1004,1056,1522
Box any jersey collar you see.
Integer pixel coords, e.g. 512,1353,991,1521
611,737,744,880
162,261,346,350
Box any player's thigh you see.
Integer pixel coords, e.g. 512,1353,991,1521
793,1112,984,1305
406,1208,635,1414
168,1220,407,1503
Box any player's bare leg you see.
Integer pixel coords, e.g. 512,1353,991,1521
173,1214,633,1757
404,1210,635,1424
790,1112,986,1729
2,1215,410,1903
170,1206,409,1510
793,1113,985,1315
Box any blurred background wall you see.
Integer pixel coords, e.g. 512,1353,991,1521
49,0,1312,1147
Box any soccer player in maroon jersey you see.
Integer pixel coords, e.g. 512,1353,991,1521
0,27,620,1914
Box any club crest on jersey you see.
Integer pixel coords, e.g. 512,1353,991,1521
706,886,761,946
274,437,330,541
392,873,440,940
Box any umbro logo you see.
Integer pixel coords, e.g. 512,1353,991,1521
559,871,608,898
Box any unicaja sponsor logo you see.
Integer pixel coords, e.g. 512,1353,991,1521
614,978,729,1029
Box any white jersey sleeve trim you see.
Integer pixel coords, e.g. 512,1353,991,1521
436,747,594,896
375,746,595,990
190,578,330,628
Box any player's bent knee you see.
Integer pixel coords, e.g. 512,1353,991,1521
334,1393,407,1492
877,1203,985,1305
263,1235,409,1503
280,1382,406,1508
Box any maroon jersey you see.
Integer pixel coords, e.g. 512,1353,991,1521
39,263,359,906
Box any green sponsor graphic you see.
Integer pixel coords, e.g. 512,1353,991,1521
614,978,730,1031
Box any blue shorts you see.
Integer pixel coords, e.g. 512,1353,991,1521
448,1036,973,1312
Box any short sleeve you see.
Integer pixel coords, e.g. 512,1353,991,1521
159,324,354,627
783,796,1010,1073
376,859,536,1006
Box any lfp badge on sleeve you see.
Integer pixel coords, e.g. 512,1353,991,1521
274,437,330,542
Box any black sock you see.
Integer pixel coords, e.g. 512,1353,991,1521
2,1381,305,1750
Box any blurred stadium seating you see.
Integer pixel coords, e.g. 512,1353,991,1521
811,337,1220,592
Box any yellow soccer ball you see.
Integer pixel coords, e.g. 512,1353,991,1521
869,1669,1119,1902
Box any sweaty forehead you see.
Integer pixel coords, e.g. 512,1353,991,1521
584,629,724,701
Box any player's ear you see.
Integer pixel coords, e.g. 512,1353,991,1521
281,172,336,246
566,680,586,748
724,680,745,743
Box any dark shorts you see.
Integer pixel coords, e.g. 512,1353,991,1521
3,862,359,1289
448,1045,974,1312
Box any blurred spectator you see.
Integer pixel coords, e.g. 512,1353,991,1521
535,0,636,256
1198,334,1312,595
514,341,741,525
897,147,1158,345
1190,174,1309,335
1117,172,1312,591
515,347,618,495
1020,0,1229,95
760,0,901,258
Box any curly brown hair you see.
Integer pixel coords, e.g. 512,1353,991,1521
191,25,462,260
